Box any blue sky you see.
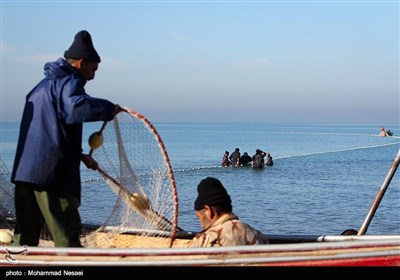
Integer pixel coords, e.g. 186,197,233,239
1,0,399,123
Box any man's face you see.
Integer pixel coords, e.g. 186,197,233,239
196,208,211,230
80,60,99,81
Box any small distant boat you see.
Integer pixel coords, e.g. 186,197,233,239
380,127,393,137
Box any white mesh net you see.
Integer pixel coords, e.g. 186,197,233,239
0,158,14,230
81,108,180,248
0,108,185,248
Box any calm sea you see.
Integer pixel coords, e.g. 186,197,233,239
1,122,399,236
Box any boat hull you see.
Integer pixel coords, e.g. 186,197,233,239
1,236,399,266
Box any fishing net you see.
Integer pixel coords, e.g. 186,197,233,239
81,107,180,248
0,157,14,229
0,107,184,248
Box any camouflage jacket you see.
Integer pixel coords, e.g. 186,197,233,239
190,213,269,247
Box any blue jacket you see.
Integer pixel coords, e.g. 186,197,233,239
11,58,116,203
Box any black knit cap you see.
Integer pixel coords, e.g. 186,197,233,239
64,30,101,62
194,177,232,211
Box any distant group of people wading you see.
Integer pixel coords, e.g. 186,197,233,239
221,148,273,168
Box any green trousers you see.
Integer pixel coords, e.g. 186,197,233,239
12,182,82,247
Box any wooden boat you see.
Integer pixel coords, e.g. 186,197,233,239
1,150,399,268
1,233,400,267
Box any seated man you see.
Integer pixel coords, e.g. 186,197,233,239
190,177,269,247
379,127,389,137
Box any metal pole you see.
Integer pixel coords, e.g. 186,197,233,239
358,148,400,235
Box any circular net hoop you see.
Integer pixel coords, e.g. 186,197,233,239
81,108,179,248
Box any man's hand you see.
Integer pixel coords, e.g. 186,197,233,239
81,154,99,170
114,104,124,115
